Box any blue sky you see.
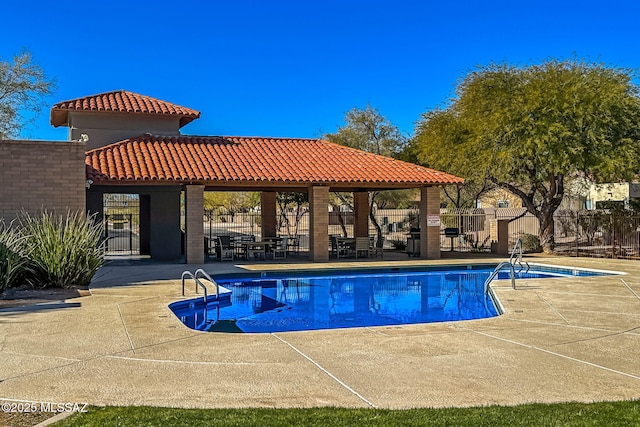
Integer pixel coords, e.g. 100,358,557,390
3,0,639,141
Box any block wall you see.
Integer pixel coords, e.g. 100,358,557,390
0,140,86,223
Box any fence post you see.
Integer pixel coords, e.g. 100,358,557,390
575,212,579,257
490,219,510,255
128,213,133,252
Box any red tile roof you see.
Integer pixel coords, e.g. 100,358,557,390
86,134,464,188
50,90,201,128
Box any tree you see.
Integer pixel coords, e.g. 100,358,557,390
412,59,640,252
325,104,406,156
276,192,308,238
325,105,408,246
0,51,55,139
203,192,259,221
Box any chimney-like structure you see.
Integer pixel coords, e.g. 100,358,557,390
50,90,200,150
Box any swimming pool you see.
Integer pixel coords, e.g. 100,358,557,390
170,264,614,333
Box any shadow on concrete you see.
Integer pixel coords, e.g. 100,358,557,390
0,301,82,314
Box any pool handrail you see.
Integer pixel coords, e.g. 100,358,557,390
194,268,220,301
181,270,208,304
483,261,516,294
509,237,530,273
483,237,528,293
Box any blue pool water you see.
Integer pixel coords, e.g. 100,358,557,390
170,265,612,333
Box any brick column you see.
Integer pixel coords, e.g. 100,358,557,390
260,191,277,239
419,186,441,259
309,186,329,262
353,191,369,238
185,185,205,264
490,219,510,255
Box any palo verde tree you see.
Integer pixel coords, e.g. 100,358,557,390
412,59,640,252
0,51,55,139
325,105,409,246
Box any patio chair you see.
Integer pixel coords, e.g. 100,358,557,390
369,236,383,259
272,237,287,260
246,240,266,261
204,236,216,259
330,235,350,259
355,237,371,258
217,236,234,261
235,235,255,260
286,236,300,256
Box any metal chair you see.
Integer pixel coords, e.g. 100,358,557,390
272,237,287,260
217,236,234,261
330,236,349,259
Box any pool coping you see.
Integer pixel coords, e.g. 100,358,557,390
1,255,640,409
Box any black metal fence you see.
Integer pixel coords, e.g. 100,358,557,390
552,210,640,259
203,208,422,253
202,207,640,259
104,194,140,255
442,208,640,259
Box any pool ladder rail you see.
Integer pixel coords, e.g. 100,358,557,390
181,268,220,304
483,238,530,294
180,269,224,330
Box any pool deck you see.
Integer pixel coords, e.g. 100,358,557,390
1,254,640,409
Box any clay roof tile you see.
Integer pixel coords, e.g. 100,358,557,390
50,90,200,128
85,135,464,187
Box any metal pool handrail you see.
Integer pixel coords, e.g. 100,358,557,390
484,237,528,294
509,237,530,273
483,261,516,294
194,268,220,301
181,270,208,304
510,238,522,263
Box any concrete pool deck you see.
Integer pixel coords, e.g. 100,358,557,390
1,255,640,409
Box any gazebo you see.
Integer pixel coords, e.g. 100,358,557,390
53,90,464,263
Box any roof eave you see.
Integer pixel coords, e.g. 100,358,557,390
50,109,68,127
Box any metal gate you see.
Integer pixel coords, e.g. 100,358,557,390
103,194,140,255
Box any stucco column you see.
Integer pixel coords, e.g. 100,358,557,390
261,191,277,238
353,191,369,238
419,186,441,259
309,186,329,262
185,185,205,264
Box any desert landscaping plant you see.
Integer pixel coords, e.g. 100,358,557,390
520,234,542,253
19,211,105,289
389,239,407,251
0,220,28,292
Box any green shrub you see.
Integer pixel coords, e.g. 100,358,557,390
520,234,541,253
0,221,28,292
389,239,407,250
20,211,105,289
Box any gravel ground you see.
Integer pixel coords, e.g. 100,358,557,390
0,409,55,427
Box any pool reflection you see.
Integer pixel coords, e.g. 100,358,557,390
172,271,498,333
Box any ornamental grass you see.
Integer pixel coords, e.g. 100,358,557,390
0,220,28,292
18,211,105,289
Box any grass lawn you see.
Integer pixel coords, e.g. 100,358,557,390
54,401,640,426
